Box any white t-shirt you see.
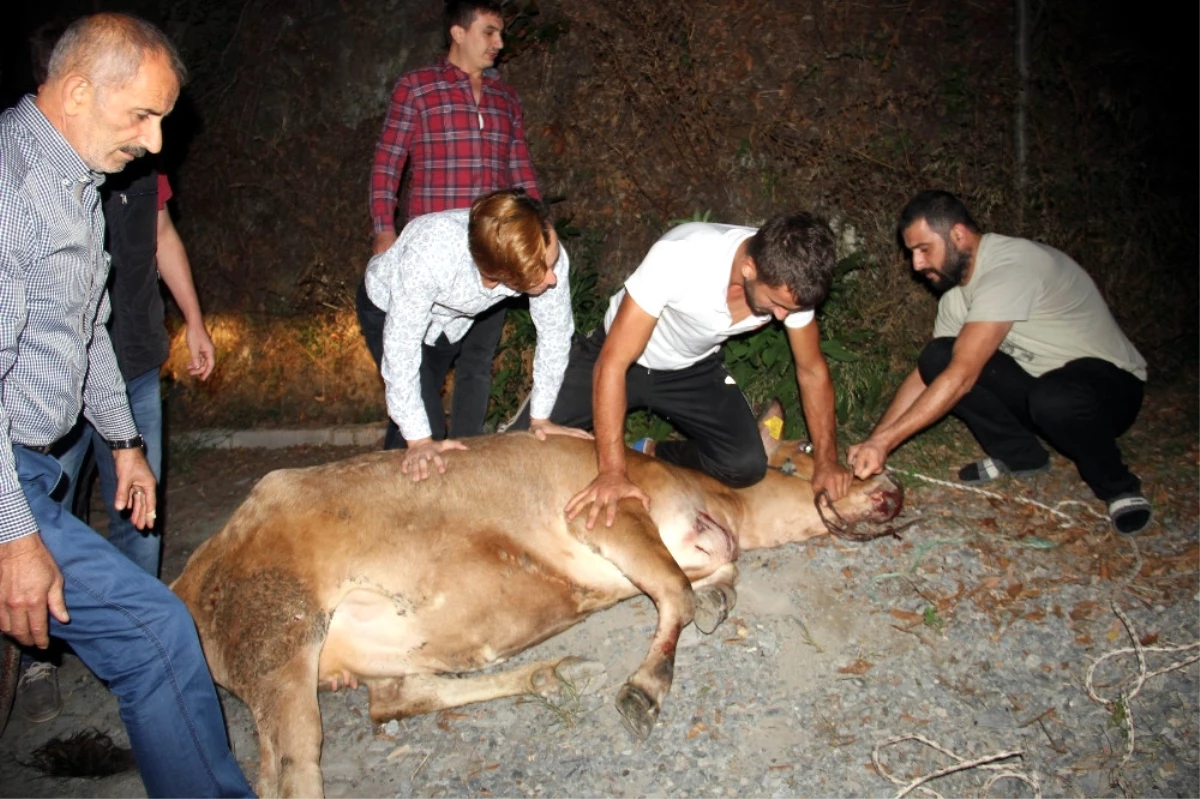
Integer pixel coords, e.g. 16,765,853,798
603,222,814,371
934,233,1147,380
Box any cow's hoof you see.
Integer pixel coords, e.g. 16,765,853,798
693,583,737,635
615,683,659,741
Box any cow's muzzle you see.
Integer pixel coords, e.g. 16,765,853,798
815,473,913,542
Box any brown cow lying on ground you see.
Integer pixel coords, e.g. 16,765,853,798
172,429,904,798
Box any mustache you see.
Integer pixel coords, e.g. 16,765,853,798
121,146,148,159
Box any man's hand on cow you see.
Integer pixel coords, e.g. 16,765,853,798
847,439,889,480
529,418,593,442
401,437,469,482
564,471,652,530
0,534,69,649
112,447,158,529
810,459,853,503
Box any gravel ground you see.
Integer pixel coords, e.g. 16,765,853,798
1,445,1197,798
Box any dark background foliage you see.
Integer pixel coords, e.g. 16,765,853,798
1,0,1195,430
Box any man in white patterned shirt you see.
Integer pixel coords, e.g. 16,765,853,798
357,188,588,480
0,13,249,796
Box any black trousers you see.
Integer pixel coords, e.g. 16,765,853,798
356,279,506,449
918,337,1143,500
513,327,768,487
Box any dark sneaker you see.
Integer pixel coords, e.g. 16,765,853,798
1108,492,1153,536
958,456,1050,485
17,661,62,723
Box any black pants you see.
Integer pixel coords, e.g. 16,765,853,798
918,337,1143,500
513,327,767,487
356,279,505,449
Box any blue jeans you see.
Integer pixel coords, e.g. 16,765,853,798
16,447,253,797
56,367,163,577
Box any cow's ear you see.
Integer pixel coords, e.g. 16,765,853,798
757,399,785,460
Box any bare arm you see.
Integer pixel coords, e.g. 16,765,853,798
155,208,214,380
787,320,851,501
563,296,658,528
849,321,1013,477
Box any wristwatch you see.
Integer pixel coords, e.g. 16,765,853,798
107,434,145,451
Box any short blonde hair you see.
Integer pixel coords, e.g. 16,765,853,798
468,189,552,293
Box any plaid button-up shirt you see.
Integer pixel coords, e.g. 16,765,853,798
0,96,137,542
368,57,540,234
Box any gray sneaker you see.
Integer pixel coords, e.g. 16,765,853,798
17,661,62,723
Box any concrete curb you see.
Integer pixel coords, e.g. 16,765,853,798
174,423,386,450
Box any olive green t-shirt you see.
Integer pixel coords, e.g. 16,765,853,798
933,233,1147,380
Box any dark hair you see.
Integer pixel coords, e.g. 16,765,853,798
468,188,553,292
45,12,187,89
745,212,836,310
897,190,980,242
445,1,504,45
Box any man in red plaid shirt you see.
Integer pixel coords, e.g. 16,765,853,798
362,0,541,449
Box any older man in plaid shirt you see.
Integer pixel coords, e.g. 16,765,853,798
361,0,540,450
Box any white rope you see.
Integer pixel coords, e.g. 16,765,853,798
888,467,1107,524
871,733,1041,798
1084,601,1200,769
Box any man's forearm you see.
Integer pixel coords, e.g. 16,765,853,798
155,212,204,327
872,368,970,452
870,369,927,441
591,361,629,476
796,368,839,465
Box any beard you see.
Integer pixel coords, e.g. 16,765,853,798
742,275,774,317
919,239,971,292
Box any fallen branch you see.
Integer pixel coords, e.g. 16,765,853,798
1084,601,1200,770
871,733,1041,798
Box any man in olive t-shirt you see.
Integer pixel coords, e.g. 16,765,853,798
848,191,1152,535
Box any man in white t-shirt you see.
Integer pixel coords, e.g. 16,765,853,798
849,191,1151,535
516,212,851,528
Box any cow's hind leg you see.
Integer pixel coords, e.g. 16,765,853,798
243,654,324,798
365,657,606,723
574,504,698,741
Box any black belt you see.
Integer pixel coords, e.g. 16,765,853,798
16,443,55,455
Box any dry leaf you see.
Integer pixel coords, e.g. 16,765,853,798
838,658,874,675
889,609,923,623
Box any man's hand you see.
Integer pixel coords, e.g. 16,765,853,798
529,418,593,441
810,459,853,502
112,447,158,529
372,230,398,256
0,535,68,649
401,437,469,482
847,438,889,480
564,471,651,530
185,322,215,380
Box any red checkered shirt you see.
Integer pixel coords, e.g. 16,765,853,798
369,57,541,234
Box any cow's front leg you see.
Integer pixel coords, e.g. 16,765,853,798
691,563,739,635
573,502,695,741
